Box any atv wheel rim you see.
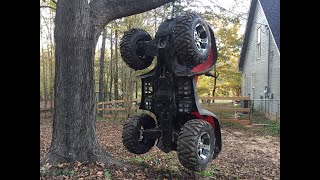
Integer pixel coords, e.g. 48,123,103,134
194,23,209,53
197,132,211,161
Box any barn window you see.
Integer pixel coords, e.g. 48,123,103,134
257,27,261,60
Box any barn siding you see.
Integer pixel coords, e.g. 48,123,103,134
241,0,280,117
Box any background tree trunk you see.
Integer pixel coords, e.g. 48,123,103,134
46,36,51,110
49,9,54,110
41,30,48,118
104,34,109,102
125,70,135,117
212,66,219,103
121,56,124,99
104,73,109,102
109,29,113,101
98,29,107,116
114,29,119,100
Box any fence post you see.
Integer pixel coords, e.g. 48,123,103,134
277,100,280,123
247,100,252,125
249,99,252,125
102,103,105,117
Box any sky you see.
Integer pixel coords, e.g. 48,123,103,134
193,0,250,15
188,0,250,34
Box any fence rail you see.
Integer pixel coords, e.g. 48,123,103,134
41,97,280,125
198,96,250,100
97,97,252,125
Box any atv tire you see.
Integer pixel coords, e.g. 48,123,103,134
177,119,215,171
122,114,156,154
173,13,211,68
120,29,154,70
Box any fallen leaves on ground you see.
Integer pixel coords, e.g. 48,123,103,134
40,115,280,179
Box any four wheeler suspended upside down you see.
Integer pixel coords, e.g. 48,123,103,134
120,13,222,172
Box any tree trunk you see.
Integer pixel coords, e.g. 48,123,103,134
104,70,108,102
41,31,48,118
41,0,117,166
41,0,173,167
125,70,135,117
212,66,219,103
236,87,240,97
121,56,124,99
98,29,107,116
49,9,54,110
114,29,119,100
109,29,113,101
104,34,109,102
46,37,51,110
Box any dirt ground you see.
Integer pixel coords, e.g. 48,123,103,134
40,114,280,180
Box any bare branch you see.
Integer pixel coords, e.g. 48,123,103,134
40,13,52,38
216,72,220,78
40,5,56,10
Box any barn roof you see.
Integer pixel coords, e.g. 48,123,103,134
238,0,280,71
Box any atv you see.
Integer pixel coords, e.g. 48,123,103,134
120,13,222,172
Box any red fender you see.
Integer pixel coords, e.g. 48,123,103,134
191,111,215,128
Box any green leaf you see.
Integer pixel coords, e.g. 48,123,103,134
104,169,111,179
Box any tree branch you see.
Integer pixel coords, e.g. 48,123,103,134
90,0,173,29
216,72,220,78
108,0,173,21
40,5,56,10
51,0,57,4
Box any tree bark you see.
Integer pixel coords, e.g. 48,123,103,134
41,0,114,166
98,29,107,116
41,0,173,167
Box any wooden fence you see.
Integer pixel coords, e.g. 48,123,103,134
198,96,251,125
97,96,251,125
